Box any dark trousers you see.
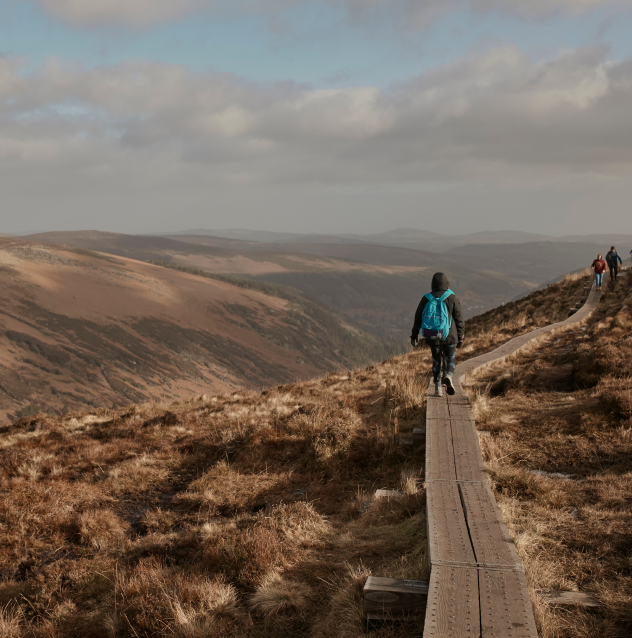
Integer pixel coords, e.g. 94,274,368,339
429,342,457,382
609,264,619,281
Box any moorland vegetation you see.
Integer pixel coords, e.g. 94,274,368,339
0,272,590,637
466,269,632,638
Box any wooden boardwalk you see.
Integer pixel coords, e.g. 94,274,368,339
423,277,604,638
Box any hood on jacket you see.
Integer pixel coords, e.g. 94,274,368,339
431,272,450,292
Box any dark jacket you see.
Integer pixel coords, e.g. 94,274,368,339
411,273,465,345
606,250,622,266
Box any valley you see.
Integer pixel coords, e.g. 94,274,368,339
0,238,389,422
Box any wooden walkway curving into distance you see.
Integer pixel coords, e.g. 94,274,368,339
423,275,605,638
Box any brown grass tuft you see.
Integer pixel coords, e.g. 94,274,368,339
0,603,23,638
250,573,312,618
79,509,129,550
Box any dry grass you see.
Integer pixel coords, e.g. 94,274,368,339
0,270,588,637
466,269,632,638
249,573,312,618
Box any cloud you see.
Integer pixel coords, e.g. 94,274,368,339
34,0,199,26
0,46,631,194
27,0,632,27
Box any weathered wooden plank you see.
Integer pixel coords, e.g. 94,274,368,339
479,568,539,638
427,481,476,566
459,483,522,569
427,396,451,421
538,589,599,607
451,421,487,484
425,421,457,483
363,576,428,614
423,565,480,638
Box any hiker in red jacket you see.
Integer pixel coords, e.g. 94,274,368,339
591,254,606,290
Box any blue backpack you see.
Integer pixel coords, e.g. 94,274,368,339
421,290,454,341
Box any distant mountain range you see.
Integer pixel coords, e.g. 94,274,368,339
166,227,632,253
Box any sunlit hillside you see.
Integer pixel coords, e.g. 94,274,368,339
0,238,391,423
0,271,591,638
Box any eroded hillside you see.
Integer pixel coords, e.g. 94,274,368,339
0,238,389,422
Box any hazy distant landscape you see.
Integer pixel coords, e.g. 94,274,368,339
24,228,632,342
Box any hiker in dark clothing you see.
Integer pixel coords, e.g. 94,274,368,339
411,272,465,397
606,246,623,282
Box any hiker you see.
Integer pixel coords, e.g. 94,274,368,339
606,246,623,282
591,254,606,290
411,272,464,397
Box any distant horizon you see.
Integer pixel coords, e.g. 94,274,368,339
11,226,632,244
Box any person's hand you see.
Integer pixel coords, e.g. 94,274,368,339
410,336,418,348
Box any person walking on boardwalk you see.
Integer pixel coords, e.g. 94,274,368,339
591,254,607,290
411,272,464,397
606,246,623,283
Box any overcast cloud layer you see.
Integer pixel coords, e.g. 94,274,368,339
2,0,632,234
29,0,632,27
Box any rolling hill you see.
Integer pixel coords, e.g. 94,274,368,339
23,231,537,341
0,237,391,422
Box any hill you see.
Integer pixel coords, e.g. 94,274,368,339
0,270,592,638
0,237,391,422
23,231,537,341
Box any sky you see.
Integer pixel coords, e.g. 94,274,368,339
1,0,632,236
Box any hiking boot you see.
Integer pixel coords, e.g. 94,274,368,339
434,381,443,397
442,375,455,396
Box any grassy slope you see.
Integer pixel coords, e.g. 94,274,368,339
0,275,588,638
0,238,405,422
251,268,531,339
466,270,632,638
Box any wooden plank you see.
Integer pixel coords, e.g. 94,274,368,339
448,405,473,417
425,420,457,483
363,576,428,614
423,565,480,638
459,483,522,569
538,589,599,607
427,395,451,421
427,482,476,566
479,568,539,638
451,420,487,484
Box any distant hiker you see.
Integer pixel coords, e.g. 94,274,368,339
591,254,606,290
606,246,623,282
411,272,464,397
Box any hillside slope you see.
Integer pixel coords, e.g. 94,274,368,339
0,271,589,638
0,238,389,422
466,268,632,638
25,231,536,339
